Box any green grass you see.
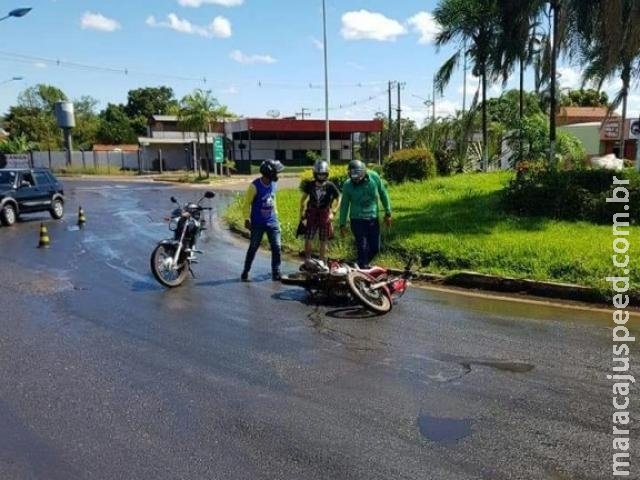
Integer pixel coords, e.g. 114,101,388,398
53,165,139,176
224,171,639,296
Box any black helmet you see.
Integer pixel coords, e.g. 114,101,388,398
348,159,366,182
312,160,329,181
259,159,285,181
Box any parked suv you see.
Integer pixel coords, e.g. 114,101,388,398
0,168,65,226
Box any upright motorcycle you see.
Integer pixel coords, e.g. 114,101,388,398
150,191,215,287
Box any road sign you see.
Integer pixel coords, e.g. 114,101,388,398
213,136,224,164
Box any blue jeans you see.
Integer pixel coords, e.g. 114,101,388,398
242,223,282,274
350,218,380,268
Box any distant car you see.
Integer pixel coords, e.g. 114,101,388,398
0,167,65,226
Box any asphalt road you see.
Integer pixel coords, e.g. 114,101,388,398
0,178,637,480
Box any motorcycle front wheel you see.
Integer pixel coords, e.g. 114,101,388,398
346,271,392,314
150,243,188,287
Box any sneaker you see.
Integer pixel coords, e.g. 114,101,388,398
241,272,250,282
272,271,282,281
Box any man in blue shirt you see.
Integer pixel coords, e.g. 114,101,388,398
241,159,285,282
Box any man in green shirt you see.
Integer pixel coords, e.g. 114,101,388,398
339,160,392,268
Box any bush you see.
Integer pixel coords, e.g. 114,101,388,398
503,162,639,223
299,163,349,191
382,148,436,184
434,148,456,176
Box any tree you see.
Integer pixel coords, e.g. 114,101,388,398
0,134,35,154
558,88,608,107
178,89,235,177
434,0,502,171
96,103,137,144
72,96,101,150
125,86,178,118
3,84,67,150
493,0,546,162
566,0,640,159
124,86,179,136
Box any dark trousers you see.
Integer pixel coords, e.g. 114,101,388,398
242,223,282,273
350,218,380,268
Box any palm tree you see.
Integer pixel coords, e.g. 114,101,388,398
493,0,546,163
566,0,640,160
178,89,234,177
433,0,502,171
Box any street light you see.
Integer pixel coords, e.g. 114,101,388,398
321,0,330,164
0,7,32,22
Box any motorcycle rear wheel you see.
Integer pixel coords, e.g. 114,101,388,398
347,271,392,314
150,243,188,287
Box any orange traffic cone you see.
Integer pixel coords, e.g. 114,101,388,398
38,222,50,248
77,206,86,227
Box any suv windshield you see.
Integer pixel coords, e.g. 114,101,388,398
0,170,17,185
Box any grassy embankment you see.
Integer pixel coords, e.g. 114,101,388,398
224,171,638,296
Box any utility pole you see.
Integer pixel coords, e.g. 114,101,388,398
296,107,310,119
432,75,436,121
396,82,403,150
462,40,467,115
322,0,330,164
388,80,394,157
549,0,559,167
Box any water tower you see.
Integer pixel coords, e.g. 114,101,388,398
54,101,75,166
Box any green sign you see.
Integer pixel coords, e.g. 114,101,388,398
213,136,224,164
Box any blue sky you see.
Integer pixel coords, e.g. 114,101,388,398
0,0,637,124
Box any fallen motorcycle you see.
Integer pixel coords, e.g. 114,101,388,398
150,190,215,287
280,258,413,314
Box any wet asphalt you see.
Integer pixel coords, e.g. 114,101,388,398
0,178,637,480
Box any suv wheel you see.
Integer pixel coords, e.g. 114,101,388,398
50,199,64,219
1,204,17,226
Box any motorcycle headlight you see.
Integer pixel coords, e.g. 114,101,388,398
169,217,179,231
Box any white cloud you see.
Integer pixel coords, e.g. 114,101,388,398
229,49,276,64
178,0,243,6
81,12,121,32
146,13,231,38
341,10,406,42
406,11,440,44
211,16,232,37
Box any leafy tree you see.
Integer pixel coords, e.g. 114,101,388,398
96,103,137,144
124,86,179,119
485,89,544,129
124,86,179,136
0,134,35,154
3,84,67,150
558,88,608,107
72,96,101,150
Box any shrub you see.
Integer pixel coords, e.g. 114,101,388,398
298,163,349,191
382,148,436,184
434,148,457,176
503,163,639,223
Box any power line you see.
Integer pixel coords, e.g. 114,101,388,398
0,50,207,83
